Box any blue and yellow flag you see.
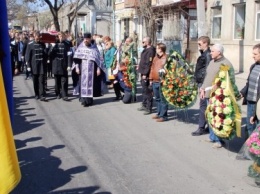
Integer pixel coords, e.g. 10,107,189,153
0,65,21,194
0,0,21,193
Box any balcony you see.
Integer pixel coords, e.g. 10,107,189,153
124,0,140,8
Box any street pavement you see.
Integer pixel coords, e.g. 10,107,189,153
11,72,260,194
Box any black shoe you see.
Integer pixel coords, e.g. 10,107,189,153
137,106,146,111
113,96,122,101
82,102,88,107
56,94,61,99
40,97,47,101
45,88,50,91
63,97,69,101
191,128,208,136
143,110,152,115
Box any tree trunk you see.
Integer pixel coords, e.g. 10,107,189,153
68,18,73,34
53,14,60,31
144,17,156,46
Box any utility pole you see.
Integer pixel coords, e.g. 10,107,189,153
196,0,207,37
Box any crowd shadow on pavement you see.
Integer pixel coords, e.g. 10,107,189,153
13,95,44,136
167,106,248,154
11,145,90,194
12,89,111,194
49,187,112,194
15,137,42,149
167,108,199,124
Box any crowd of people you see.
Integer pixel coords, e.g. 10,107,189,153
9,29,260,150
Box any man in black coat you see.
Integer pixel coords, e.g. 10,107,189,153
25,31,47,101
49,31,72,101
137,37,156,115
191,36,212,136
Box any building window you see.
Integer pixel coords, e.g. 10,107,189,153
123,18,130,41
212,8,222,39
256,3,260,39
234,4,245,39
189,9,197,39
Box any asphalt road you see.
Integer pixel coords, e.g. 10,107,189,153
11,73,260,194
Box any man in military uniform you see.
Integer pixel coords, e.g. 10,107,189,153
49,31,72,101
25,31,47,101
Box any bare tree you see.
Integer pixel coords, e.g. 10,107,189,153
24,0,66,31
38,11,53,31
16,5,30,28
136,0,157,45
67,0,81,33
7,0,21,21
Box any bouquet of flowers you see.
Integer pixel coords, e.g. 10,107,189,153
206,64,241,140
161,51,198,109
245,125,260,186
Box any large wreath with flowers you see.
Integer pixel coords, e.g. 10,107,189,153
161,51,198,109
121,54,137,96
206,64,241,140
245,125,260,186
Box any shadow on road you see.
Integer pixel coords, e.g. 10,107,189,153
13,94,44,135
49,186,112,194
167,106,248,154
15,137,42,149
12,88,111,194
168,108,199,124
11,145,89,194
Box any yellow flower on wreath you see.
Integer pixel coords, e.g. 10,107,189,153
211,96,217,103
219,71,225,78
215,107,222,114
223,106,231,114
223,125,232,132
223,89,229,96
215,88,222,95
223,98,231,105
221,81,227,88
215,121,221,128
224,118,232,125
215,115,221,121
216,100,222,106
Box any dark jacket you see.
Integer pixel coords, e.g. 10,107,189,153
10,39,18,66
138,46,156,76
240,63,260,106
22,38,29,57
194,48,211,84
25,40,47,74
50,40,72,75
